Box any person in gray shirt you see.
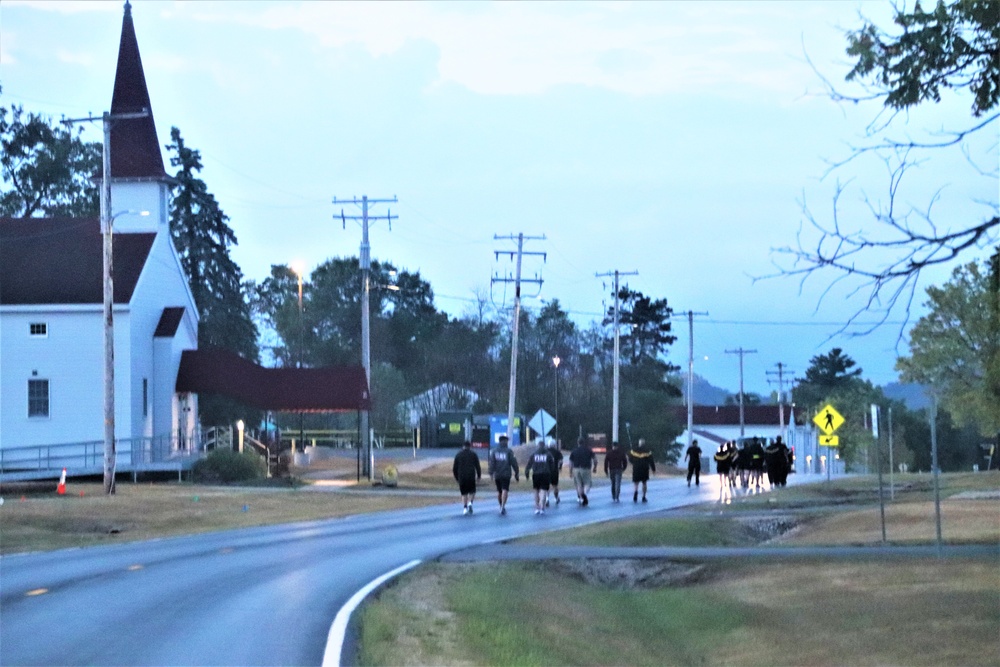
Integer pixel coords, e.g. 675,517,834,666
488,435,520,515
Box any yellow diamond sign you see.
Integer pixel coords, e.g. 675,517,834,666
813,404,845,435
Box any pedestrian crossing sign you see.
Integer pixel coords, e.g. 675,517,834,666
819,434,840,447
813,404,845,435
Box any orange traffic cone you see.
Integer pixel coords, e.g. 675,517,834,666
57,468,67,495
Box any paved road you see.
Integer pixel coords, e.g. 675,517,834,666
1,473,743,666
6,469,991,666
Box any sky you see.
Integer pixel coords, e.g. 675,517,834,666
2,1,997,398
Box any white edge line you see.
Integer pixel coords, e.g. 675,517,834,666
322,559,422,667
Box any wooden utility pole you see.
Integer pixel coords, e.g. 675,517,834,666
725,347,758,437
63,109,149,495
596,270,638,444
493,234,546,443
334,195,397,480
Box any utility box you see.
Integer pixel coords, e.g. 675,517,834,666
488,414,524,447
436,411,471,448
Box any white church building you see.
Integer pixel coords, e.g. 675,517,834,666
0,2,200,472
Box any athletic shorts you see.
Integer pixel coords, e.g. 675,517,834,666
458,478,477,495
632,469,650,483
494,476,511,492
532,474,551,491
573,468,592,488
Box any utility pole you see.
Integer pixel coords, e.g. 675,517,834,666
63,108,149,496
334,195,397,480
596,269,638,444
678,310,708,452
493,234,546,443
766,361,793,442
725,347,758,437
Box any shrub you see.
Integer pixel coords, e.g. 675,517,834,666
192,449,266,484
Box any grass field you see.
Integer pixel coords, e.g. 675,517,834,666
0,480,450,555
358,471,1000,667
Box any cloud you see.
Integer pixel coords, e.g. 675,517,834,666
160,1,819,98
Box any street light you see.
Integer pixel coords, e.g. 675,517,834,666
552,355,561,448
236,419,245,453
290,262,305,456
101,209,149,495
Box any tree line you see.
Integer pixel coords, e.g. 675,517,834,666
2,0,996,469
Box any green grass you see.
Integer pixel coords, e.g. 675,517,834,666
450,563,746,667
520,514,767,548
361,559,1000,667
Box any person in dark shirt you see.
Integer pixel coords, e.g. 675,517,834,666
568,437,598,506
685,439,703,487
603,440,629,502
765,436,790,487
629,438,656,503
452,441,481,515
546,440,564,506
487,435,520,515
525,441,555,515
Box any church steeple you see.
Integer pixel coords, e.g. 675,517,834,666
110,0,167,180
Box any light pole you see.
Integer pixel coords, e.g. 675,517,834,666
552,356,561,447
291,262,305,456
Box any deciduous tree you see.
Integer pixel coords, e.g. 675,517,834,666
0,99,101,218
896,259,1000,434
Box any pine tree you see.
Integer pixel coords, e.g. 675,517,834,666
166,126,258,425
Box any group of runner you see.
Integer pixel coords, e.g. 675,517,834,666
712,436,793,492
452,436,659,515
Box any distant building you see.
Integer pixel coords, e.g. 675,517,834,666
397,383,479,427
673,404,800,448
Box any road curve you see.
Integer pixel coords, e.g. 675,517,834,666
0,475,787,666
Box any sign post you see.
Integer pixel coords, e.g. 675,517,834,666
813,404,845,481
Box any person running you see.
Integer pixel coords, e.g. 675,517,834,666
452,440,481,515
603,440,629,502
685,439,703,487
546,439,564,506
568,437,598,506
525,440,555,514
628,438,656,503
487,435,519,515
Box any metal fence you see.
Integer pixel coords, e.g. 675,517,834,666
0,431,204,483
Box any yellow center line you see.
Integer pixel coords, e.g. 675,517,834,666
25,588,48,597
128,564,144,571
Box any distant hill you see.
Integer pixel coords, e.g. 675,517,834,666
882,382,931,411
679,376,932,412
679,374,731,406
